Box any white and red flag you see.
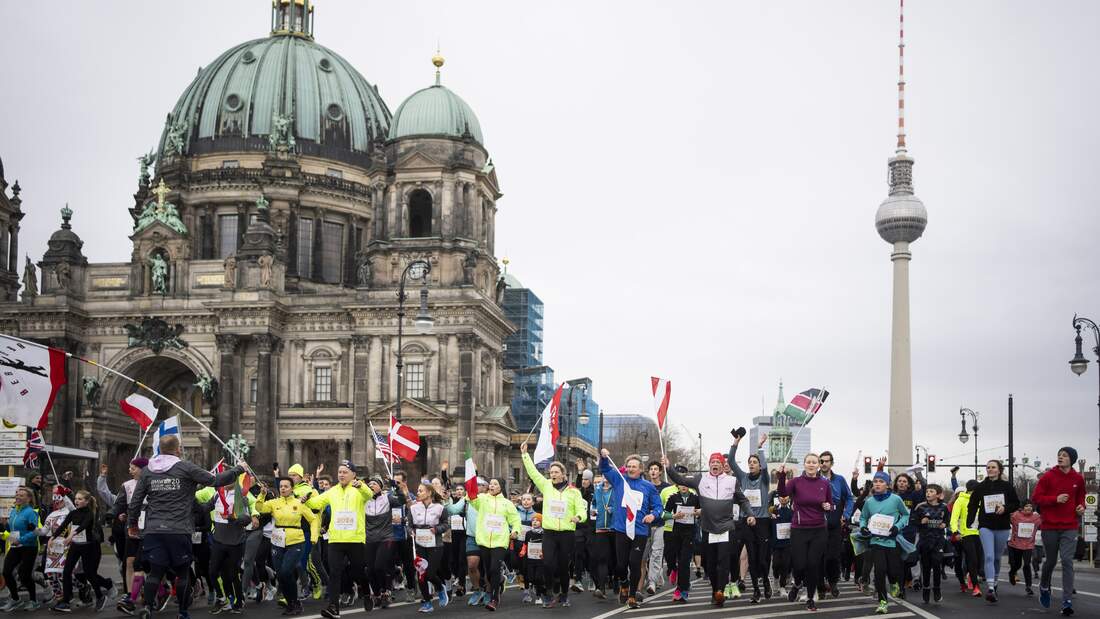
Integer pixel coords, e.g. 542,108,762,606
120,393,158,430
388,415,421,462
463,443,479,499
650,377,671,430
0,335,66,429
622,484,644,539
532,383,566,464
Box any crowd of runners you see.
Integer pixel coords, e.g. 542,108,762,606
0,432,1088,617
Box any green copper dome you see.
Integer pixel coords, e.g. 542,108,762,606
390,84,483,145
158,30,391,164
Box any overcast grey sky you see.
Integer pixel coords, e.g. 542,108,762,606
3,1,1098,482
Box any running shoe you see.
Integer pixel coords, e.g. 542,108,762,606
312,584,323,601
712,591,725,607
763,578,772,598
787,585,799,603
729,583,741,599
560,595,571,608
680,590,689,602
933,588,942,603
1062,600,1074,616
626,597,639,609
116,598,135,615
971,584,982,597
380,593,391,609
645,584,656,595
543,596,556,609
485,597,498,612
230,603,243,615
418,602,433,613
522,590,532,604
805,599,817,612
960,582,969,593
671,590,681,603
320,603,340,619
49,603,71,613
437,587,449,608
0,600,23,613
1026,586,1034,596
96,593,108,612
535,596,544,606
137,608,151,619
618,586,629,604
571,583,584,593
985,587,997,603
890,583,900,598
1039,587,1052,608
210,599,228,615
593,588,606,600
830,582,840,599
24,601,43,612
875,600,889,614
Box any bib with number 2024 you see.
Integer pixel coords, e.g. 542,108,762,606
333,510,356,531
527,542,543,560
775,522,791,540
485,514,506,534
983,494,1005,514
415,528,436,548
450,515,464,531
744,489,762,508
868,513,894,536
1017,522,1035,540
708,531,729,544
546,499,567,519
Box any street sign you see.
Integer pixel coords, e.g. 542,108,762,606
1085,511,1098,524
1086,493,1098,509
1084,524,1098,543
0,477,24,497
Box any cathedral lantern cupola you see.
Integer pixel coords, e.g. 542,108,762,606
271,0,314,39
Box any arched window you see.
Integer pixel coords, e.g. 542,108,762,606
408,190,432,238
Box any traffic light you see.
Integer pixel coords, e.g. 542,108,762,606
927,454,936,472
864,456,873,474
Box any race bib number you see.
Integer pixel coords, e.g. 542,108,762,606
675,505,695,524
271,528,286,548
744,489,762,508
45,538,67,574
72,530,87,544
391,508,403,525
708,531,729,544
138,511,146,530
775,523,791,540
191,532,203,545
333,510,356,531
485,514,506,534
868,513,894,536
983,494,1005,514
415,528,436,548
527,542,543,560
1017,522,1036,540
546,499,567,519
450,515,465,531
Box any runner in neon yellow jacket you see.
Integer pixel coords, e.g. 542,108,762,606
303,462,373,614
468,476,520,610
521,443,588,605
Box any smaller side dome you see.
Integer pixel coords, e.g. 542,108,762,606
390,84,484,145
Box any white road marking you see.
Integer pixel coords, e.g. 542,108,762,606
603,602,907,619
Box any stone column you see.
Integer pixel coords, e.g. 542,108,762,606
458,335,476,452
281,440,292,469
339,338,351,403
435,335,447,403
380,336,392,402
352,335,371,465
441,178,454,239
368,336,382,405
254,334,278,470
215,334,240,438
446,335,460,404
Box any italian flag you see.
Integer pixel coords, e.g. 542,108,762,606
464,444,478,499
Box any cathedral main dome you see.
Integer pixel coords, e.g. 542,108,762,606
157,1,391,165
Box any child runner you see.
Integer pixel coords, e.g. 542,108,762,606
858,471,909,615
911,484,948,604
1007,501,1041,596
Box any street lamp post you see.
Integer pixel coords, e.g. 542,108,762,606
1069,315,1100,481
914,444,929,469
394,260,433,425
958,407,980,475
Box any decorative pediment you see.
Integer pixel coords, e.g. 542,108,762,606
395,150,443,170
367,398,448,421
130,218,187,242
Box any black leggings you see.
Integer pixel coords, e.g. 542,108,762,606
823,525,844,586
364,541,394,597
1007,547,1034,588
614,533,646,597
63,543,111,603
144,565,191,613
958,535,981,587
209,541,244,605
3,546,37,602
703,536,730,593
416,545,444,602
918,546,942,592
738,520,771,589
664,529,694,593
480,546,510,601
589,532,613,589
326,543,367,608
868,545,902,602
542,530,575,597
790,527,827,601
192,539,212,592
772,546,791,587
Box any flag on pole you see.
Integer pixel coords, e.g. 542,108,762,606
782,387,829,423
23,429,45,470
650,377,671,430
388,415,420,462
622,485,644,539
532,383,565,464
371,421,399,463
210,459,232,518
152,416,179,456
0,335,66,430
464,444,478,499
120,393,158,430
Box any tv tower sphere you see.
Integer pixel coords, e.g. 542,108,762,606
875,176,927,244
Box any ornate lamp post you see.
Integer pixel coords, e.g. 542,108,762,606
1069,315,1100,479
394,260,433,424
958,407,979,475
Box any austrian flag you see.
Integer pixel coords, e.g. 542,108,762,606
388,416,420,462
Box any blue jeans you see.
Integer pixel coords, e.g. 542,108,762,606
272,544,305,604
979,528,1010,587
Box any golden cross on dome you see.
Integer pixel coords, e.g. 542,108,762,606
153,179,171,206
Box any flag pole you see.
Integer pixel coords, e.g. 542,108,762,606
1,334,252,476
132,415,159,460
37,433,61,486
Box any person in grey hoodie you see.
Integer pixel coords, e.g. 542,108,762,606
730,432,771,602
128,434,244,619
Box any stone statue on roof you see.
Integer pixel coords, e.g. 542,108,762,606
137,150,156,186
165,120,188,156
269,113,296,152
21,257,37,301
134,180,188,236
150,253,169,295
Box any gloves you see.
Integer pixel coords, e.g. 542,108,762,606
889,526,899,537
860,527,871,537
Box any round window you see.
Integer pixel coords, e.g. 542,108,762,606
241,50,256,64
225,94,243,112
319,57,333,72
326,103,344,121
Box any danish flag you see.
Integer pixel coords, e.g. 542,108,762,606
388,415,420,462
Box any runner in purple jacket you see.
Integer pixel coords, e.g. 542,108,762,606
776,453,833,612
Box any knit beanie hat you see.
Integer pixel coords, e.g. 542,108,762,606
288,463,305,477
131,457,149,468
1060,446,1078,466
708,452,726,465
582,469,594,482
873,471,891,485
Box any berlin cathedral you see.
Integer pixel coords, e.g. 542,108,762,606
0,0,518,481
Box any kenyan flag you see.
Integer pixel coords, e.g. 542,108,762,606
464,443,478,499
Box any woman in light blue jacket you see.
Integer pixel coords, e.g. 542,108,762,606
1,487,43,611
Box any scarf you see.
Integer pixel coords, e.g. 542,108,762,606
872,490,893,502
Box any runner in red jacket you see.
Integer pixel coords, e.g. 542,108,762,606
1030,447,1085,615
